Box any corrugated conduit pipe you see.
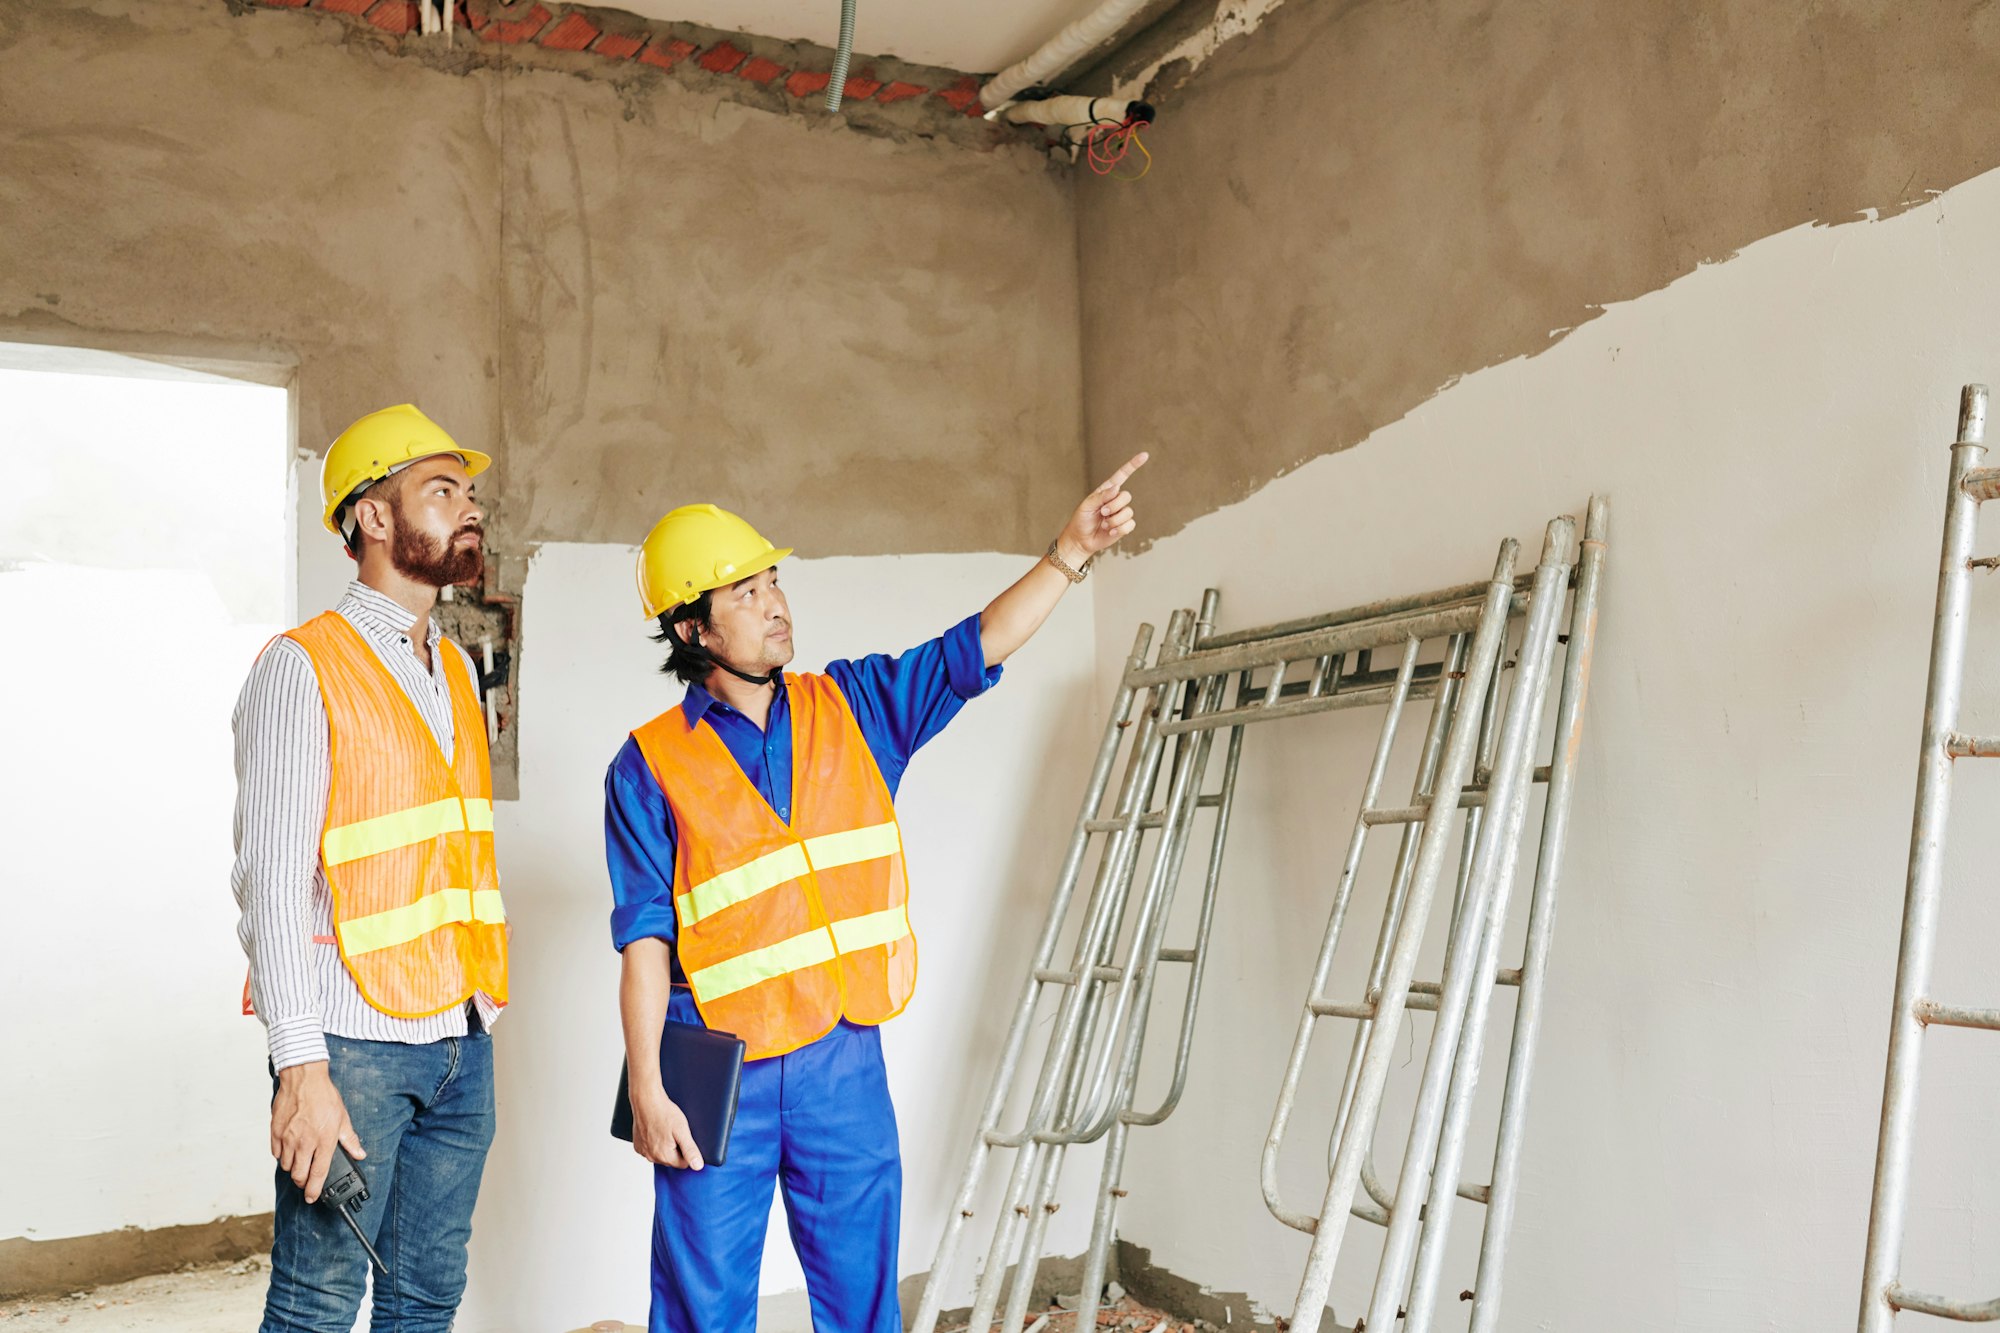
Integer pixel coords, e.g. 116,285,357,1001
979,0,1158,111
825,0,857,111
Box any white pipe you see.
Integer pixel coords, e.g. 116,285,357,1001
999,95,1143,129
980,0,1158,109
481,638,498,744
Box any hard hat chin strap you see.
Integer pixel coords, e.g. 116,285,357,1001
713,660,782,689
679,618,780,689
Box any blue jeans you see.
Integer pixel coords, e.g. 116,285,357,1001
260,1031,496,1333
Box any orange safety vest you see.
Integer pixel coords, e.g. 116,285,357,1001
632,673,915,1061
275,611,509,1019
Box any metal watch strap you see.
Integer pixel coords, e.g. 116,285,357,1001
1045,541,1092,583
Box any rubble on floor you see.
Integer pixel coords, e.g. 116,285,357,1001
0,1257,266,1331
943,1289,1214,1333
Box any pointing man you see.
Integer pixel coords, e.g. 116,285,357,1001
604,454,1148,1332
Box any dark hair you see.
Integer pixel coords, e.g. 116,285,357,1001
337,471,407,556
651,593,716,685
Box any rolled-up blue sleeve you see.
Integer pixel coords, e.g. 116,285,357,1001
605,736,679,951
826,613,1002,794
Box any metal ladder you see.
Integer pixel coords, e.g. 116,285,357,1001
1858,384,2000,1328
1265,501,1606,1333
912,500,1605,1333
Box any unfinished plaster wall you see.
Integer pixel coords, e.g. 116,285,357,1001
1080,138,2000,1333
0,0,1084,560
1078,0,2000,541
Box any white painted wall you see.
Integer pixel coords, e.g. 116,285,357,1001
1085,167,2000,1330
458,543,1105,1333
0,365,290,1243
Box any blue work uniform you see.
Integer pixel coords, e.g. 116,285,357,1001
604,614,1001,1333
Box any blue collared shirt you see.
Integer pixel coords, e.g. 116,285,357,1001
604,613,1002,956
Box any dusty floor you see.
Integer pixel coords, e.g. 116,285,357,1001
942,1293,1204,1333
0,1258,267,1331
0,1263,1191,1333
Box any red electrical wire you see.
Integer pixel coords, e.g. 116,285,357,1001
1082,117,1153,180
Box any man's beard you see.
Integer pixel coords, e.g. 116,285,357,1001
390,508,483,588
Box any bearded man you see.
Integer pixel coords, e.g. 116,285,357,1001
231,404,510,1333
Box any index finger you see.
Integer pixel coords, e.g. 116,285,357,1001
1095,452,1150,496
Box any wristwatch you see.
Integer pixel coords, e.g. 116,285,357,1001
1045,540,1093,584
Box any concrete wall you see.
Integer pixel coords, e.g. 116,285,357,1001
1064,6,2000,1321
17,0,2000,1324
1079,0,2000,541
1081,143,2000,1333
0,0,1084,559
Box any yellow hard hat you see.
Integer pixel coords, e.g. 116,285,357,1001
636,504,792,619
319,404,491,537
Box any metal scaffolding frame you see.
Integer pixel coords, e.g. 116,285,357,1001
1270,500,1606,1333
911,499,1608,1333
1858,384,2000,1328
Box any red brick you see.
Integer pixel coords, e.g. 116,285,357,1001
784,70,830,99
315,0,374,15
460,4,486,30
842,73,883,100
365,0,418,33
479,2,550,42
591,30,644,59
537,12,597,50
875,80,926,105
738,55,785,85
697,41,747,74
935,75,983,115
637,36,696,69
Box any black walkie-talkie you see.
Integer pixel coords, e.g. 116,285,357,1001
319,1146,390,1279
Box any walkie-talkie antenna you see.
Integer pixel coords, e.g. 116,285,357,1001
333,1199,389,1276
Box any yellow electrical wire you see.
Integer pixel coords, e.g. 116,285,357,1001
1113,127,1152,181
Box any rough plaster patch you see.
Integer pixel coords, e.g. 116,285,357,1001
239,0,1018,150
1076,0,2000,544
0,0,1084,563
1104,0,1290,103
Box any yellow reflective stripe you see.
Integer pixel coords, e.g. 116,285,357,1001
682,823,901,926
342,889,463,956
801,821,902,872
684,844,811,926
324,797,475,867
689,927,837,1001
463,799,494,834
829,904,912,954
337,888,505,956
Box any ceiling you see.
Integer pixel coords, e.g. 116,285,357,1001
609,0,1109,74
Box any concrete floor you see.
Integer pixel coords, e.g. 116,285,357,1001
0,1259,641,1333
0,1259,1191,1333
0,1258,267,1331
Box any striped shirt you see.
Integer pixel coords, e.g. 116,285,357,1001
232,579,504,1071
